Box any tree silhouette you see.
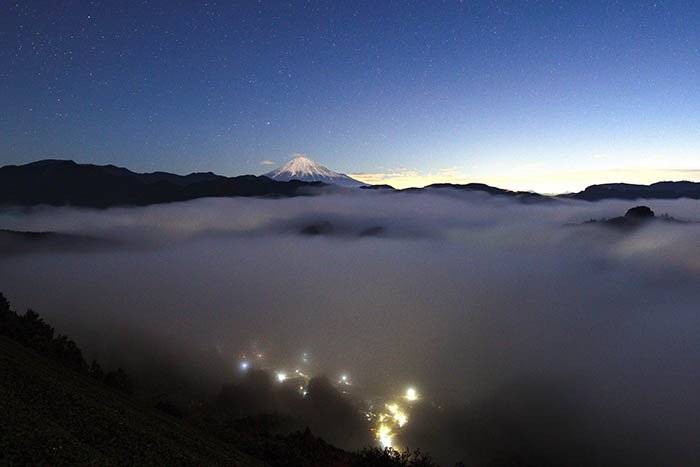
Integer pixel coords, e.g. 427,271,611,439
0,291,133,394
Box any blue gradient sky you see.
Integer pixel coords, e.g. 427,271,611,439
2,1,699,191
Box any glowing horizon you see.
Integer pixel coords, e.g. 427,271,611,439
351,166,700,193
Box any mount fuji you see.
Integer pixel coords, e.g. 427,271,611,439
263,155,366,187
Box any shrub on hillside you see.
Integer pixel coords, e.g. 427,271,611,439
0,292,132,394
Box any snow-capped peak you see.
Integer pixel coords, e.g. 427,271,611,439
263,155,365,187
269,155,337,178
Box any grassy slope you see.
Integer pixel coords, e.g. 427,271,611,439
0,336,266,466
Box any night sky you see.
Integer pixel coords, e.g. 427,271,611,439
2,1,699,191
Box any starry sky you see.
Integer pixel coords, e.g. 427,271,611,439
2,1,700,192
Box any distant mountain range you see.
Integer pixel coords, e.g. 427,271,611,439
1,159,700,208
263,155,365,187
561,182,700,201
399,183,550,203
0,159,322,208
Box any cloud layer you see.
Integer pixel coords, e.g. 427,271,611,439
1,192,699,465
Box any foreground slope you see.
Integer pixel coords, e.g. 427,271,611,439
0,335,264,466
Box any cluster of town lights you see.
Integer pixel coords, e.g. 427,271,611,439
371,387,420,449
237,351,420,450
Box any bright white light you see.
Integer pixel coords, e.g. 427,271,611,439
239,361,249,371
276,371,287,383
377,424,393,448
405,387,418,401
340,374,348,384
386,403,408,427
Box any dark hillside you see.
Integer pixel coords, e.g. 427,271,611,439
0,295,440,466
0,335,265,466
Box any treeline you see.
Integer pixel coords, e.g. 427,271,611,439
0,292,133,394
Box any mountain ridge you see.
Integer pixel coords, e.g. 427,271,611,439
3,159,700,207
0,159,323,208
563,181,700,201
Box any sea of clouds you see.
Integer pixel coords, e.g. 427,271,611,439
1,190,699,465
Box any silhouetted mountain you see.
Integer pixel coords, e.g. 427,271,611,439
407,182,552,203
360,184,395,190
564,181,700,201
65,160,221,186
579,205,688,230
0,160,323,208
601,205,658,229
0,229,115,256
624,206,655,219
300,221,335,236
360,181,552,202
297,221,386,238
11,159,699,208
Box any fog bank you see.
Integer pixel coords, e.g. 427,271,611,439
1,192,699,465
